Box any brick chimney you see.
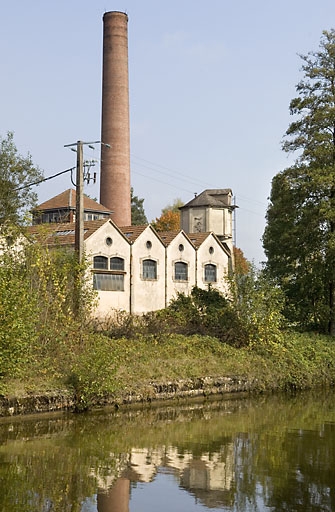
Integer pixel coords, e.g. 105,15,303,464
100,11,131,226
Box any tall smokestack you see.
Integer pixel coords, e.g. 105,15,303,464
100,11,131,226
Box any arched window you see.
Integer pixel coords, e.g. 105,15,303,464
142,259,157,280
175,261,188,281
110,257,124,271
93,256,125,291
93,256,108,269
204,263,217,283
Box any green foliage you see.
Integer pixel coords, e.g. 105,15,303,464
101,271,285,349
0,243,39,383
161,198,184,214
232,266,286,346
66,334,118,412
164,286,244,344
131,187,147,225
0,132,43,225
263,29,335,334
0,229,96,393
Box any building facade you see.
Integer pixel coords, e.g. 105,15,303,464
28,217,231,317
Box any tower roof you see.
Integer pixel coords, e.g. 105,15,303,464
34,189,112,214
180,189,236,210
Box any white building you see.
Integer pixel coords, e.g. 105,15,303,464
28,188,234,317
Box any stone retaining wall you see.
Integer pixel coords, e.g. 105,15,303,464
0,376,253,417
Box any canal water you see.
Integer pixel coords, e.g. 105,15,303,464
0,389,334,511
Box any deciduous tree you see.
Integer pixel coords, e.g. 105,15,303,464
152,198,183,231
263,29,335,333
0,132,43,225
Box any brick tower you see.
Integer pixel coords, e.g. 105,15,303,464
100,11,131,226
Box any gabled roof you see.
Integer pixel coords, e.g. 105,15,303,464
157,231,181,246
187,232,212,248
26,219,123,246
187,231,231,257
119,224,166,246
33,189,112,214
158,230,195,248
119,225,148,243
180,189,236,210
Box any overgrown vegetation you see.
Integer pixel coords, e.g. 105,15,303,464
0,226,97,400
0,223,334,412
100,265,285,348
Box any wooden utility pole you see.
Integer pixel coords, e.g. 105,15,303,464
75,140,84,263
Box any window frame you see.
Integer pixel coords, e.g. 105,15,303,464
93,272,124,291
93,255,108,270
142,258,157,280
110,257,125,271
174,261,188,281
204,263,217,283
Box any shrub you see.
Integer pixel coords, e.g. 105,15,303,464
0,228,96,391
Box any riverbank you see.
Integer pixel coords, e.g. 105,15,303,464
1,330,335,417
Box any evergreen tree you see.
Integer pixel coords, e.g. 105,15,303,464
0,132,43,225
131,187,147,225
263,29,335,333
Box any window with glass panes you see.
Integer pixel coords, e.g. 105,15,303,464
204,263,217,283
174,261,188,281
93,273,124,291
142,259,157,279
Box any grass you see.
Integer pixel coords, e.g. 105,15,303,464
3,329,335,411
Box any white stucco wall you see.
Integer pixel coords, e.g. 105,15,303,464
130,226,166,314
85,221,131,317
196,234,229,295
83,221,230,317
165,232,196,305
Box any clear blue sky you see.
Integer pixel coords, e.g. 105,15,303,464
2,0,335,264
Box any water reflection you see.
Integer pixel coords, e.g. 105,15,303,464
0,390,335,511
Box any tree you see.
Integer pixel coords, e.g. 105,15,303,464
131,187,147,225
233,246,250,275
161,198,184,214
0,132,43,225
152,198,183,231
263,29,335,333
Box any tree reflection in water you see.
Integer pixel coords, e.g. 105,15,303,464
0,391,334,511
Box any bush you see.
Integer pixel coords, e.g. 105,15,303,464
164,286,247,345
0,228,96,392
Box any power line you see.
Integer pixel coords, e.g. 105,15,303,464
131,154,269,210
14,167,75,191
131,154,216,189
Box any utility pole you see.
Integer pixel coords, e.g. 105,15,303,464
64,139,103,264
75,140,84,263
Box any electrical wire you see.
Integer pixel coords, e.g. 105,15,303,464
14,167,75,191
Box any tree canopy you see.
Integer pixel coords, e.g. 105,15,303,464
152,198,183,232
263,29,335,334
131,187,147,225
0,132,43,225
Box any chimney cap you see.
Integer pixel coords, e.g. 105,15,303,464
103,11,128,21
